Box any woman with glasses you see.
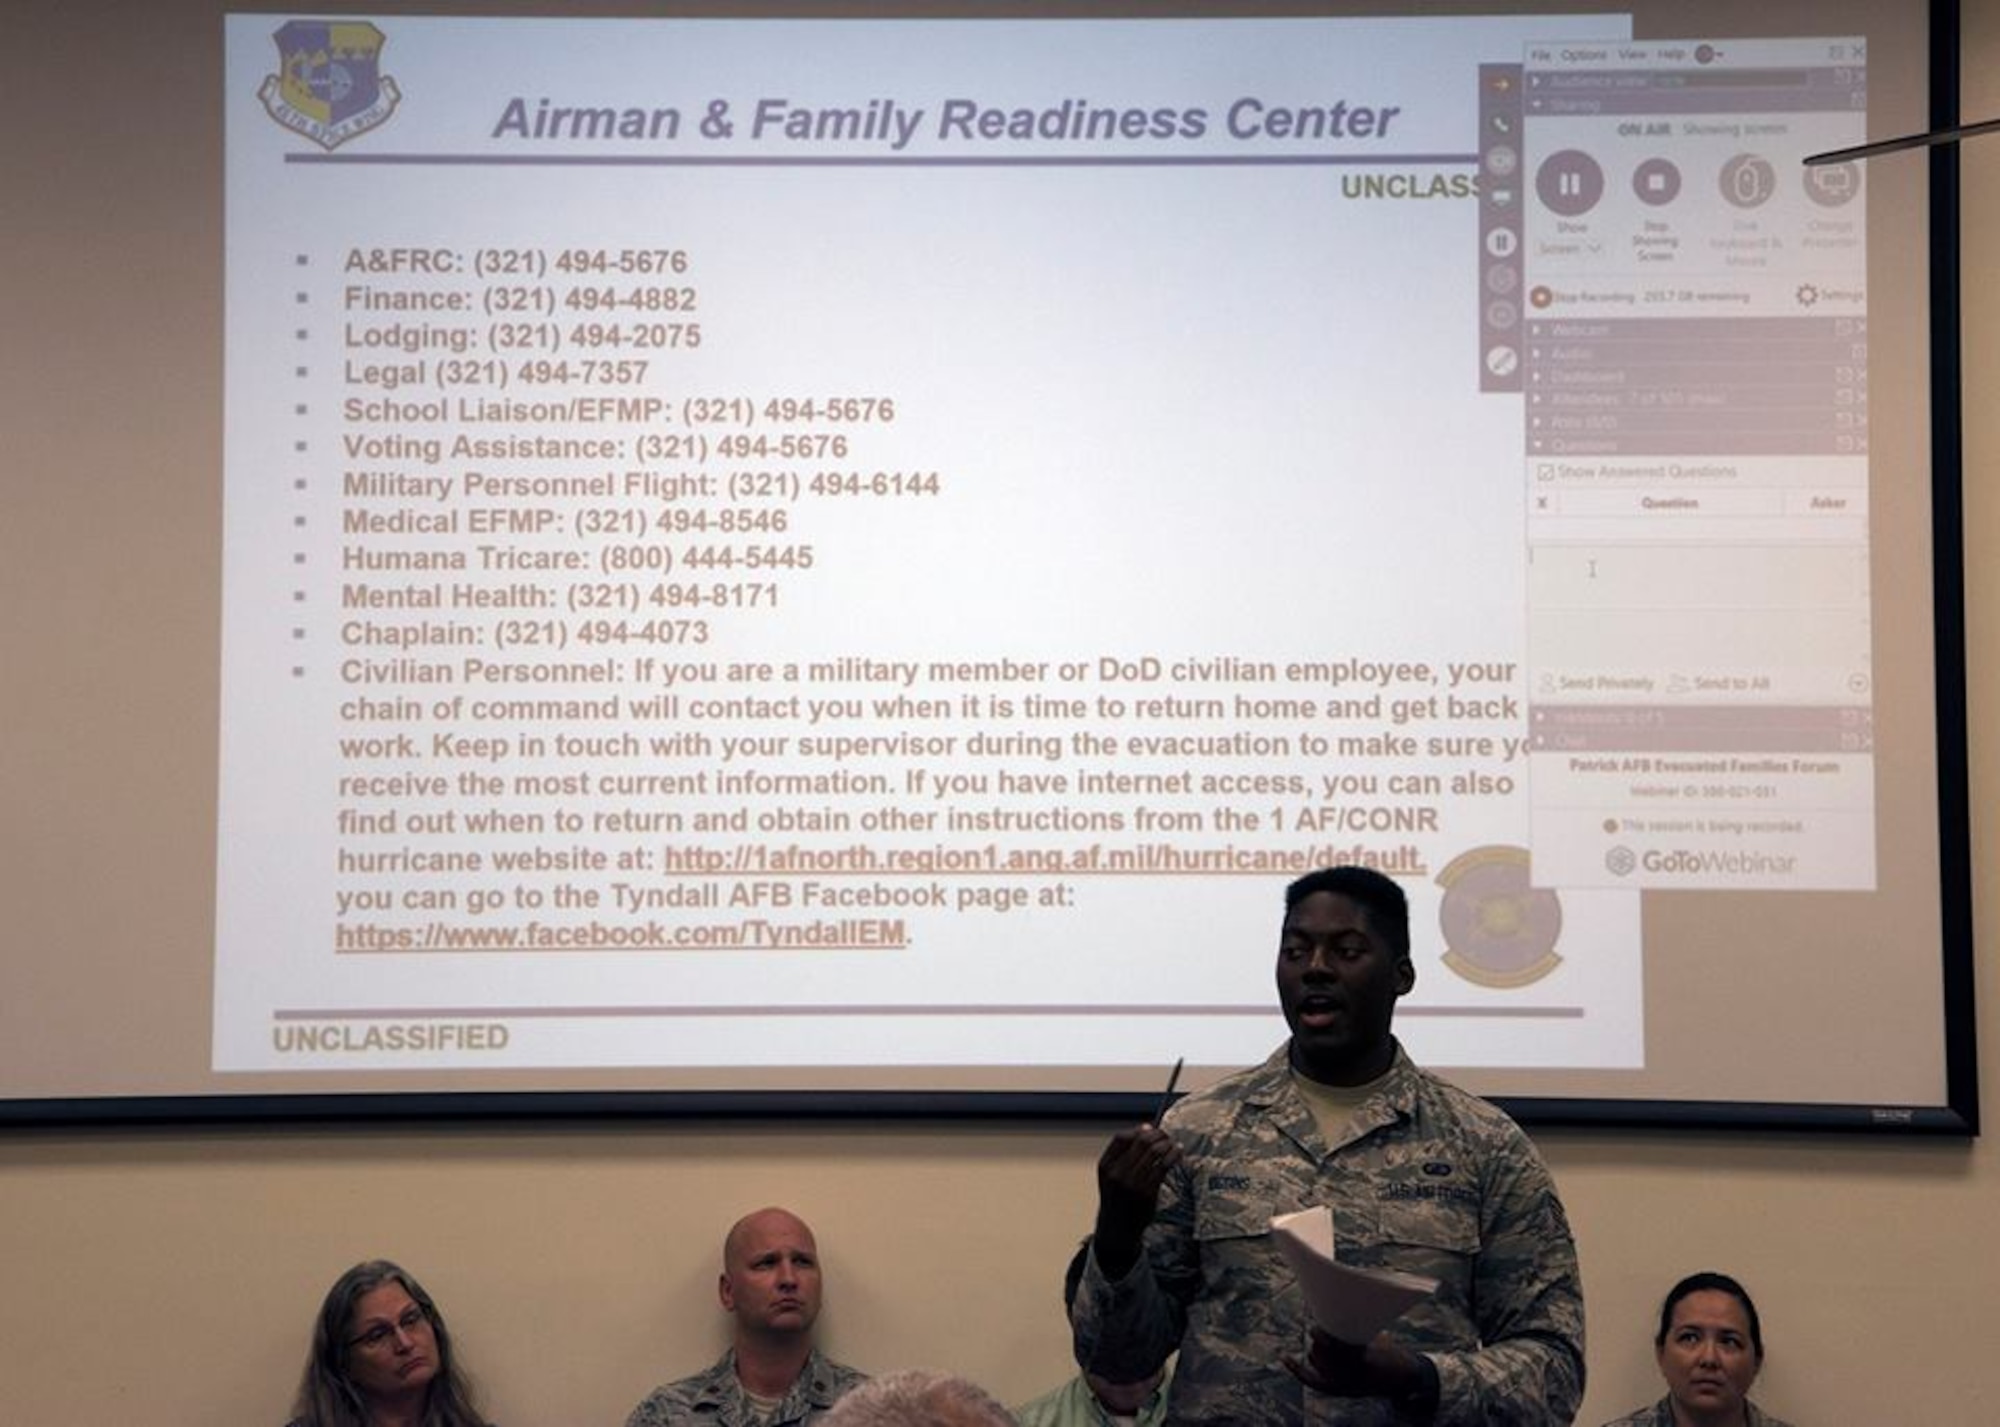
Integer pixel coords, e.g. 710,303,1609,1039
288,1259,491,1427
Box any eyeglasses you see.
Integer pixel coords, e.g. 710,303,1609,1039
347,1305,430,1352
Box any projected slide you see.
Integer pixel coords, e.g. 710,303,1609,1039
217,14,1866,1082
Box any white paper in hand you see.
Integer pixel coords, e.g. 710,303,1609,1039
1270,1206,1438,1343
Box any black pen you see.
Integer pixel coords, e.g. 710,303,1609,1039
1152,1056,1184,1126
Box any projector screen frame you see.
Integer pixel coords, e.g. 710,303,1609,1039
0,0,1976,1134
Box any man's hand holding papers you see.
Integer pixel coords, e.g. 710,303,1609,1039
1273,1206,1444,1417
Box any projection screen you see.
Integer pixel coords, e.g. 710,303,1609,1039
0,0,1972,1129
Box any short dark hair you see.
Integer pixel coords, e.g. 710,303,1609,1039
1655,1270,1765,1360
1283,866,1410,955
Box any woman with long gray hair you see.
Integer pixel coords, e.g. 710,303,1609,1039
287,1259,490,1427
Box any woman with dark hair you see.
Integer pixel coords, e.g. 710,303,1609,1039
1600,1271,1796,1427
288,1259,491,1427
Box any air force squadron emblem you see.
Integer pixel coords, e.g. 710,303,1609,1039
1436,844,1565,988
258,21,400,150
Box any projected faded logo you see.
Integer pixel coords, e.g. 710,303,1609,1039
1436,846,1564,989
257,20,400,150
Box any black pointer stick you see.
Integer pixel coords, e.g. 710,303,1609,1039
1152,1057,1184,1126
1804,117,2000,166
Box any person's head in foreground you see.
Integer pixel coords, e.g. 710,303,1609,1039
1652,1271,1769,1426
820,1367,1015,1426
291,1258,485,1427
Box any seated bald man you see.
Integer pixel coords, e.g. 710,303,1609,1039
626,1206,868,1427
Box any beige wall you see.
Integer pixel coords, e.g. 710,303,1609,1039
6,6,2000,1423
4,1111,1998,1424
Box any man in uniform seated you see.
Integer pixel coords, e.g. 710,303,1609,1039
627,1206,866,1426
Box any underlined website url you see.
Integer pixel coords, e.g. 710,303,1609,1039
334,918,908,951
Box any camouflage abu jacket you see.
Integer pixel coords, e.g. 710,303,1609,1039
1599,1397,1794,1427
623,1346,866,1427
1073,1042,1584,1425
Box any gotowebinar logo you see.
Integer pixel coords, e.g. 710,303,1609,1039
1605,846,1799,877
257,20,401,150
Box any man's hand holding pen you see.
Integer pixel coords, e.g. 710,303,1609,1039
1092,1060,1187,1279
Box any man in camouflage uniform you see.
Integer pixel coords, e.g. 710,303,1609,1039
1072,866,1584,1425
626,1206,867,1427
